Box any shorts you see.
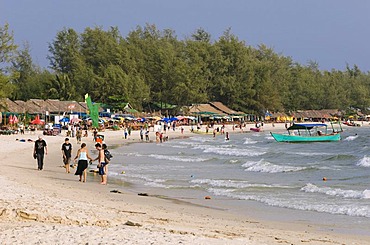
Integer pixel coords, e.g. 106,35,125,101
98,162,107,175
63,156,71,165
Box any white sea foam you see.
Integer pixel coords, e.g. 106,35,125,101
229,159,239,164
166,144,188,149
265,136,274,140
207,188,370,218
194,145,265,157
147,154,210,162
189,136,211,143
191,179,290,189
242,159,307,173
294,152,331,156
177,141,201,146
301,183,370,199
116,151,209,162
243,138,258,144
344,135,358,141
357,156,370,167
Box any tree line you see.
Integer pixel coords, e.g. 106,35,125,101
1,23,370,115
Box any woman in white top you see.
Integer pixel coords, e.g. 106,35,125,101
74,143,93,182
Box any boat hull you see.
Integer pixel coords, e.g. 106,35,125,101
250,128,261,132
270,132,341,142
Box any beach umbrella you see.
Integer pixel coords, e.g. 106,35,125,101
8,114,14,124
31,115,44,125
59,117,70,123
162,118,170,123
13,115,19,124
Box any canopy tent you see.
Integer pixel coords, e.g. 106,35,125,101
31,115,44,125
288,123,327,131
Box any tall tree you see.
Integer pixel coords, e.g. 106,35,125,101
0,23,17,107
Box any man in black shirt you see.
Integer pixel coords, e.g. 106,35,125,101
61,138,72,173
33,135,48,170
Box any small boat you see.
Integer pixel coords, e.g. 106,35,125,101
250,127,261,132
270,123,341,143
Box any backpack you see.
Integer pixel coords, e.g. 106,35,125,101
104,149,113,161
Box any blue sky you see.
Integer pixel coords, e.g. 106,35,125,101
1,0,370,71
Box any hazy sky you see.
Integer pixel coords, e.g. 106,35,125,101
1,0,370,71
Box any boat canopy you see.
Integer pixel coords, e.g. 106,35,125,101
288,123,327,130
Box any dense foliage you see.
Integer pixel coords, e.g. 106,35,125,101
1,23,370,114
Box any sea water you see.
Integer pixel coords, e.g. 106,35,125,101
104,127,370,235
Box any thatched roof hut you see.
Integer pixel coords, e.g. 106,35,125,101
188,104,225,116
0,98,24,113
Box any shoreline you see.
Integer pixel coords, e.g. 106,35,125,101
0,123,369,244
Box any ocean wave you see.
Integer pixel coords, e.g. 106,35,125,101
208,188,370,218
147,154,211,162
324,154,356,161
193,144,233,150
116,151,210,162
177,141,201,146
301,183,370,199
294,152,331,156
193,145,265,157
357,156,370,167
166,144,188,149
243,138,258,144
228,159,240,164
242,159,308,173
191,179,290,189
189,136,211,143
344,135,359,141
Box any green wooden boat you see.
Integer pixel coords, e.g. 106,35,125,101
270,123,341,143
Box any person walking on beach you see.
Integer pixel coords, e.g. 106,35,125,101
94,143,107,184
140,127,144,141
33,135,47,170
145,130,150,141
93,128,98,141
74,143,93,182
61,138,72,173
76,128,82,144
102,143,112,183
123,127,128,139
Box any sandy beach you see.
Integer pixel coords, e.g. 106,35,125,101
0,122,369,244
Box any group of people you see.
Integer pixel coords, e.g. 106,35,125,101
62,137,111,184
33,135,112,185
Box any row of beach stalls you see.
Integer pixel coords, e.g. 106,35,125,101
265,109,343,122
1,98,266,129
0,98,199,128
0,98,89,127
186,102,253,122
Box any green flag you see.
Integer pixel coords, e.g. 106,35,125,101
85,94,100,128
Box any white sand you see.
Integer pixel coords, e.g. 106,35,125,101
0,122,369,244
